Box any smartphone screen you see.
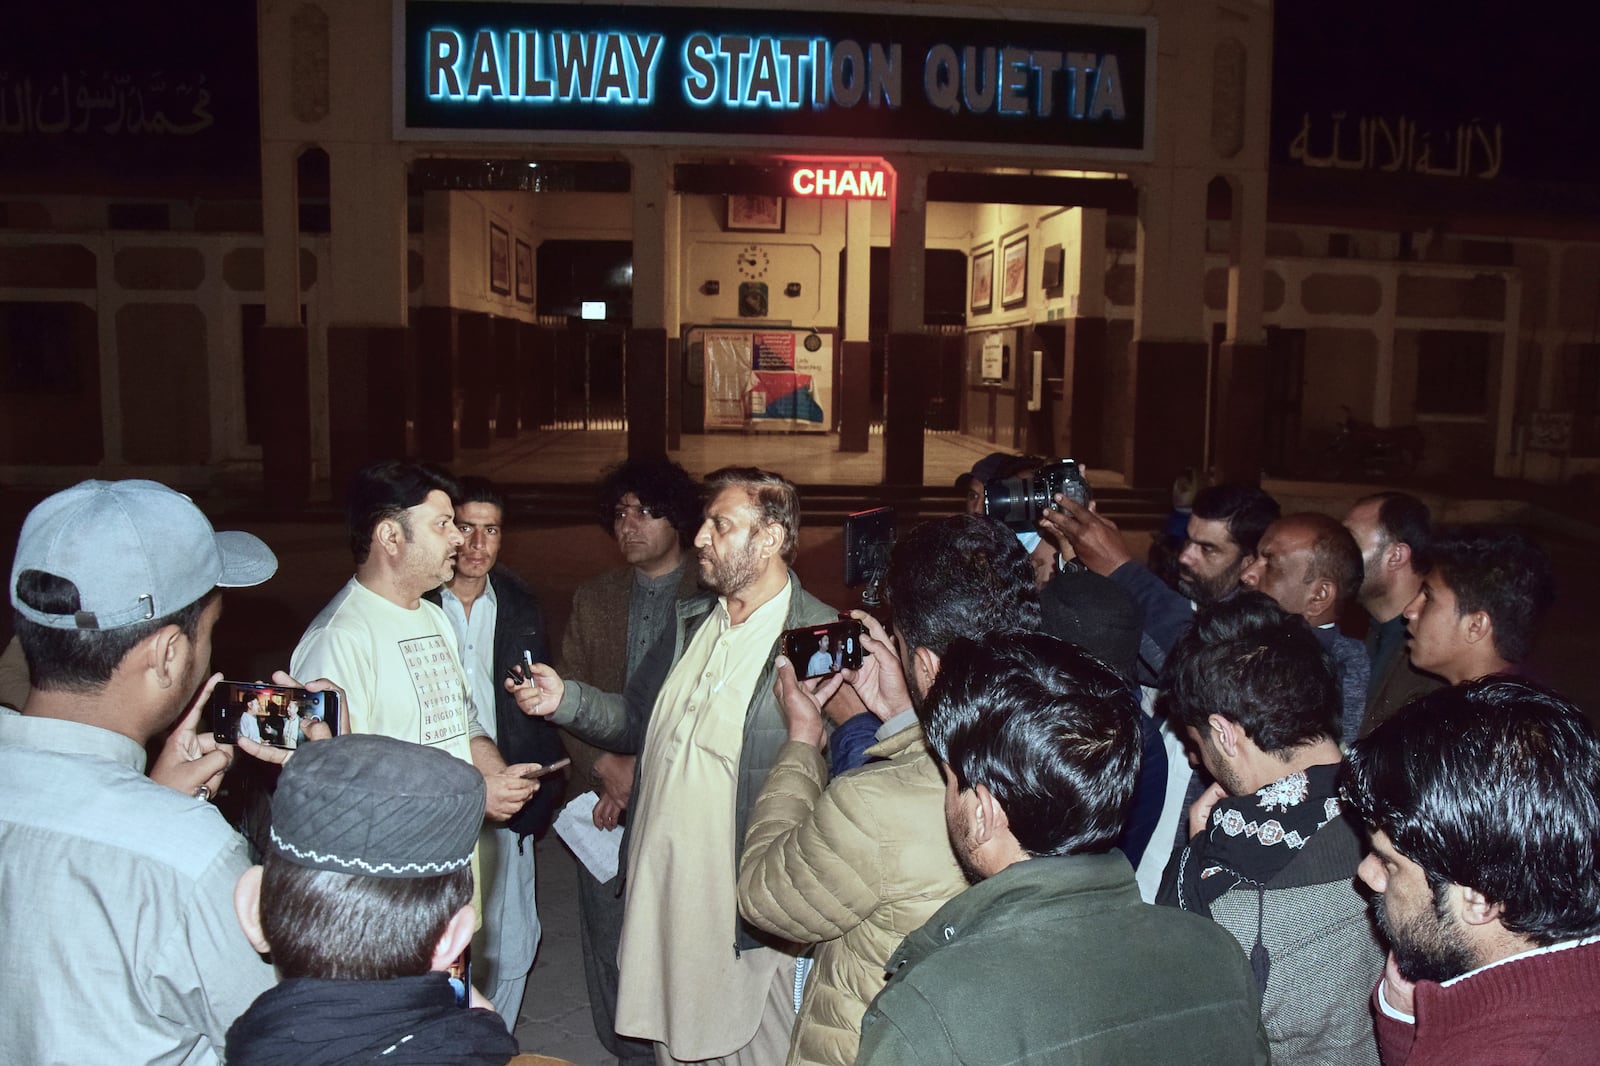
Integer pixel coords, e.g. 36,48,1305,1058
521,757,571,780
210,681,341,750
780,620,864,680
447,945,471,1008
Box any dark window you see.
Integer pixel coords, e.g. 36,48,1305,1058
1573,343,1600,457
108,203,171,231
866,247,969,331
1458,240,1515,267
0,302,95,394
297,202,331,233
537,240,632,323
1414,330,1491,415
239,303,306,446
298,148,332,234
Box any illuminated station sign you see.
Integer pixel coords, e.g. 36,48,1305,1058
790,165,888,198
399,3,1152,157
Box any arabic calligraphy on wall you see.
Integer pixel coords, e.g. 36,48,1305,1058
1287,112,1503,180
0,71,215,137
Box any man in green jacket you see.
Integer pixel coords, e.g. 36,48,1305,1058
855,632,1270,1066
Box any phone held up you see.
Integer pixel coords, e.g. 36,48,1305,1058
210,681,341,751
781,619,864,681
447,946,471,1008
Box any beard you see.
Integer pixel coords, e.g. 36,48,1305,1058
1374,889,1477,984
700,537,763,597
946,811,989,886
1177,558,1245,606
953,846,987,886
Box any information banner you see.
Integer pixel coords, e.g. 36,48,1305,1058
702,328,833,431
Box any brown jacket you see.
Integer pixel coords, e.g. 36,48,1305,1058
1359,650,1444,740
738,725,967,1066
555,562,699,784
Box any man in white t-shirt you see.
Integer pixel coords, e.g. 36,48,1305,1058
291,462,550,1006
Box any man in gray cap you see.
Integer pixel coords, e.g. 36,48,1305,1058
0,479,283,1065
226,734,521,1066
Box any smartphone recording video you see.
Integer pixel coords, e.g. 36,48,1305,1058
447,945,471,1008
210,681,341,751
781,620,864,681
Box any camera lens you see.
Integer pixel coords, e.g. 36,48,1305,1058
983,475,1044,532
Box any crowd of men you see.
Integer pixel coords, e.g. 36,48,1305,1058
1,455,1596,1066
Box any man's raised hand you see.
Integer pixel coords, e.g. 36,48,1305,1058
506,661,565,717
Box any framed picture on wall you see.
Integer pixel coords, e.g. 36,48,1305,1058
1001,234,1028,308
514,239,533,303
970,248,994,313
726,195,785,232
488,223,511,295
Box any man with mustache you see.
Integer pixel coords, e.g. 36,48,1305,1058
1341,491,1442,737
1046,483,1279,677
293,461,547,1025
1344,678,1600,1063
511,467,837,1065
1237,512,1371,746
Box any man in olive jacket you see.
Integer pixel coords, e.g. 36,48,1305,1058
855,633,1270,1066
509,468,836,1065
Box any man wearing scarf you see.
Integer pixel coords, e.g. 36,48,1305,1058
225,734,521,1066
1157,592,1385,1066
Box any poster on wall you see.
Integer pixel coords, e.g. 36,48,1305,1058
980,333,1006,383
488,223,511,294
703,328,833,432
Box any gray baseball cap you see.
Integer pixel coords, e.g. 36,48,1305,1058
10,479,278,630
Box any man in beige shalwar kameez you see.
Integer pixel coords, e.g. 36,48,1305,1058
511,468,837,1064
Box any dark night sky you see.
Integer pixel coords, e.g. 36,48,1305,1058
1272,2,1600,184
0,0,259,194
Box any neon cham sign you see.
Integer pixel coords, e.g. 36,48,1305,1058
789,166,888,198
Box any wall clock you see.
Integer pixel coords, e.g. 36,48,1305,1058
736,244,769,280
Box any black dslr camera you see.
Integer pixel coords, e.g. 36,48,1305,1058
983,459,1091,532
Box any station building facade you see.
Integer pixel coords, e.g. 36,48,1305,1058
1,0,1596,494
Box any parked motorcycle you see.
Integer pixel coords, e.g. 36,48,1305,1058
1317,407,1425,481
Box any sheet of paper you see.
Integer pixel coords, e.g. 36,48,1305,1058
553,790,624,883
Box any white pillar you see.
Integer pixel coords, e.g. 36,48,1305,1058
886,157,928,334
629,148,673,332
261,141,301,326
844,198,871,341
1493,274,1523,478
1226,172,1267,346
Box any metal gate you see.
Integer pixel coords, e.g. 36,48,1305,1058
543,319,627,431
